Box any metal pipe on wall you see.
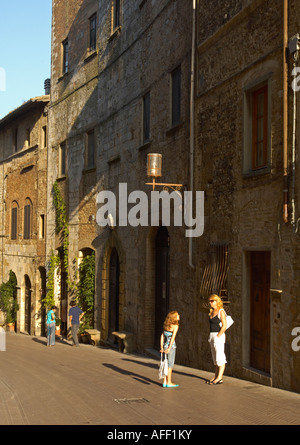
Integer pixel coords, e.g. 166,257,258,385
283,0,289,224
189,0,196,269
291,52,298,232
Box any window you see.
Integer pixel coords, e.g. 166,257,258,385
143,92,150,143
24,202,31,240
199,243,229,301
26,128,31,148
252,85,268,169
243,79,270,174
39,214,45,239
59,141,67,177
86,130,95,169
11,205,18,240
113,0,121,29
13,128,18,153
62,38,69,74
89,14,97,51
171,66,181,127
42,126,47,148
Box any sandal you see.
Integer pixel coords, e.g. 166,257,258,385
211,379,223,385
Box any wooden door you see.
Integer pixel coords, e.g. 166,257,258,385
108,248,120,342
250,251,270,373
154,227,170,349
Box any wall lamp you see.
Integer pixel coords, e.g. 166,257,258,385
145,153,183,192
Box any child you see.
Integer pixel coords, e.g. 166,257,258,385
160,311,180,387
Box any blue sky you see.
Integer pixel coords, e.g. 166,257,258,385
0,1,52,119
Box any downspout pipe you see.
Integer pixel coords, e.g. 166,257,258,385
291,51,298,232
283,0,289,224
189,0,196,269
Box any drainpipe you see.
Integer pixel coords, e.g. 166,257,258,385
283,0,289,224
291,50,298,232
189,0,196,269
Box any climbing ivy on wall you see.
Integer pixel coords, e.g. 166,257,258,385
43,182,73,309
43,252,60,309
78,251,95,330
53,181,70,286
44,182,95,327
0,270,18,323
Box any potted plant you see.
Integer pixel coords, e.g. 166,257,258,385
55,318,61,336
78,320,90,343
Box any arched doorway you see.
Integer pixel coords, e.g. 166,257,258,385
108,248,120,343
24,275,32,334
39,267,47,336
154,226,170,349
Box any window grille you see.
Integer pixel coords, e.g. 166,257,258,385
199,243,228,302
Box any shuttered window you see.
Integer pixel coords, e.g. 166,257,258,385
252,85,268,169
11,207,17,240
171,66,181,127
86,130,95,169
62,39,69,74
114,0,120,29
89,14,97,51
24,204,31,239
143,92,150,143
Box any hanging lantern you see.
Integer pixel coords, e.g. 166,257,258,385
147,153,162,178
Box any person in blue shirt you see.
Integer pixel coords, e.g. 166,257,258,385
46,305,57,347
69,300,84,347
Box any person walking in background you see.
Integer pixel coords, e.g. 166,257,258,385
207,294,227,385
69,300,84,347
160,311,180,388
46,305,57,347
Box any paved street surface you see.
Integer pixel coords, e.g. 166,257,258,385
0,332,299,427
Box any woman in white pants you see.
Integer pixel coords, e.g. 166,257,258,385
207,295,227,385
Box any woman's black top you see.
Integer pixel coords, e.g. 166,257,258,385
209,314,221,333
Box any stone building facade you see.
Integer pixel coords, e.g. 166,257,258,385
47,0,194,352
0,96,49,335
194,0,300,393
46,0,300,394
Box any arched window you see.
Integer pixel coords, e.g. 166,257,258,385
24,199,32,240
11,201,18,240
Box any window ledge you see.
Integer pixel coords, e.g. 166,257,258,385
138,141,151,151
56,175,67,182
58,72,69,82
84,50,98,63
107,155,121,164
166,121,184,137
109,26,122,42
242,166,271,178
82,167,96,174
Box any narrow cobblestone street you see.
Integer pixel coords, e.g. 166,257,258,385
0,333,299,428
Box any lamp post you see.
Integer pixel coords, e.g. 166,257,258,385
145,153,183,191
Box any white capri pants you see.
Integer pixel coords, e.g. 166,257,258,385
208,332,227,366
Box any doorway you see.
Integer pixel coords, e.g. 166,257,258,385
39,268,46,336
250,251,270,374
108,248,120,342
154,226,170,349
24,275,32,335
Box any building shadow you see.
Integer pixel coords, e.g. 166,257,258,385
121,357,207,382
102,362,161,386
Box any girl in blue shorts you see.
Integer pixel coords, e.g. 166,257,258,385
160,311,180,388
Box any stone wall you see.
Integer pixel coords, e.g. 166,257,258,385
195,0,300,392
0,98,49,335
